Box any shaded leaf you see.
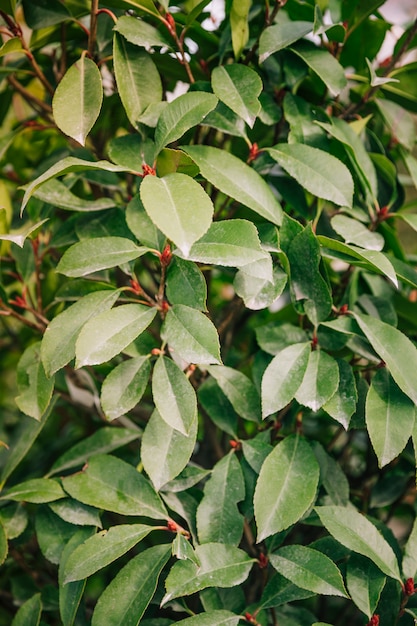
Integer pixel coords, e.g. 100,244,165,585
207,365,260,422
346,553,386,619
62,454,168,520
322,359,357,429
15,342,54,420
212,65,261,128
59,528,95,626
11,594,42,626
254,435,320,541
290,40,347,96
259,21,313,63
166,257,207,310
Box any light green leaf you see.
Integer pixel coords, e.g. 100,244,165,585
11,594,42,626
354,313,417,404
126,192,166,250
142,409,198,491
376,98,416,151
2,478,65,504
21,156,129,214
113,33,162,129
0,218,49,248
15,342,54,420
140,172,213,256
262,343,311,418
63,524,155,583
346,554,386,619
270,545,348,597
113,0,160,17
49,499,102,527
166,257,207,310
259,21,313,63
52,56,103,146
57,237,147,277
402,517,417,580
202,102,248,140
75,304,157,367
256,322,309,356
176,610,241,626
162,304,221,365
183,146,283,226
315,505,402,581
33,179,116,212
319,236,398,287
101,356,151,421
154,92,218,154
254,435,320,541
152,356,197,434
295,350,340,412
197,451,245,545
62,454,168,520
268,144,353,207
162,543,255,604
230,0,250,59
48,427,141,476
212,65,262,128
91,544,171,626
114,14,171,48
185,220,272,278
0,503,28,540
0,521,7,566
331,215,384,251
323,359,357,430
366,368,415,468
314,443,349,506
290,40,347,96
0,36,23,57
207,365,260,422
234,265,287,310
59,528,95,626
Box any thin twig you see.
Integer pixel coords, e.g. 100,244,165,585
88,0,99,58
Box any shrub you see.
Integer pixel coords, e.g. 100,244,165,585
1,1,417,624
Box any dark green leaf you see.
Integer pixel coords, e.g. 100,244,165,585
212,65,261,128
59,528,95,626
207,365,261,422
166,257,207,310
290,40,347,96
259,21,313,63
346,554,386,619
11,593,42,626
162,304,221,365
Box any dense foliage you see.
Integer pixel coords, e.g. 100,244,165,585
1,0,417,624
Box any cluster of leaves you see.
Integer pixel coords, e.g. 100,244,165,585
1,0,417,624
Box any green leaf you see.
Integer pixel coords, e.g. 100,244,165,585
91,544,171,626
290,40,347,96
198,378,238,438
157,148,200,177
0,521,7,566
230,0,250,59
402,517,417,579
48,427,141,476
52,56,102,146
0,401,54,489
212,65,262,128
154,92,218,154
152,356,197,435
346,554,386,619
366,368,415,468
185,220,272,276
59,528,95,626
376,98,416,151
315,505,402,581
166,257,207,310
254,435,320,541
15,342,54,420
126,192,166,250
62,454,168,520
259,21,313,63
197,451,245,545
176,611,241,626
49,499,102,527
162,543,255,604
11,593,42,626
261,343,311,418
101,356,151,420
234,265,287,311
207,365,261,422
319,236,398,288
183,146,283,226
268,144,353,207
323,359,357,429
0,218,49,248
0,503,28,540
20,156,129,214
260,572,314,609
354,313,417,404
2,478,65,504
35,507,75,564
63,524,155,582
256,322,309,356
162,304,221,365
33,179,116,212
331,215,384,251
313,443,349,506
114,14,171,48
21,0,70,28
141,408,198,491
270,545,348,597
57,237,147,277
295,350,339,412
140,172,213,256
41,290,119,376
113,34,162,129
202,102,248,140
75,304,157,367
